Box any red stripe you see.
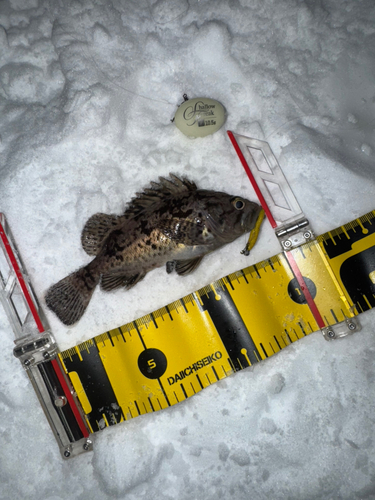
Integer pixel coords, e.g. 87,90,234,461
0,217,45,333
285,251,325,329
227,131,278,228
51,358,90,438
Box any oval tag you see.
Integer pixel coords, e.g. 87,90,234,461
174,97,226,138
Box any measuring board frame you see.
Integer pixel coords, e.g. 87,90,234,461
1,134,374,458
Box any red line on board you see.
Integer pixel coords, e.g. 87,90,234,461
0,216,45,333
227,130,278,229
51,358,90,438
285,251,325,329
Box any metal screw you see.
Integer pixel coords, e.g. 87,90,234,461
326,329,335,339
303,231,311,239
24,358,32,367
54,396,67,407
83,442,90,451
64,449,71,458
43,351,50,360
347,322,356,331
283,239,292,249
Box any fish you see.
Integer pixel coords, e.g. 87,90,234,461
45,174,263,326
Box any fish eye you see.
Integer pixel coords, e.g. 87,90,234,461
232,198,245,210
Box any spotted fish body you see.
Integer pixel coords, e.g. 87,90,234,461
45,175,262,325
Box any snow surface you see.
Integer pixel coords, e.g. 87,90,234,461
1,0,375,498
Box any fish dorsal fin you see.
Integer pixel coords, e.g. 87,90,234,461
125,174,197,218
175,256,204,276
81,213,123,256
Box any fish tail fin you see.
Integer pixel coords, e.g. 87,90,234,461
45,265,100,325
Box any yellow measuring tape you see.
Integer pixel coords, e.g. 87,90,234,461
59,211,375,433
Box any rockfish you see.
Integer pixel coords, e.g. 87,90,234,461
45,174,263,325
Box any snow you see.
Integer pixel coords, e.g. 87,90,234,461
0,0,375,498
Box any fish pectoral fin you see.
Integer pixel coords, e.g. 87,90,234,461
100,271,146,291
81,213,123,256
175,256,204,276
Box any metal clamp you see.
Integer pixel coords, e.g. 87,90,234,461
13,331,58,368
62,438,93,459
276,219,314,250
322,317,361,340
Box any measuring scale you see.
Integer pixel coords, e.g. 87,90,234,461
1,132,372,458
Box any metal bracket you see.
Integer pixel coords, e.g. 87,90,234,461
227,133,315,252
62,437,93,459
322,317,361,340
13,331,58,368
275,218,314,250
0,213,92,459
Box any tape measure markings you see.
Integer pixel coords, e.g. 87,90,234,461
319,224,375,314
314,242,354,318
317,211,375,258
198,281,261,369
82,296,235,425
58,210,375,435
317,212,375,315
226,252,317,357
340,246,375,312
60,339,124,431
291,242,354,327
133,320,146,349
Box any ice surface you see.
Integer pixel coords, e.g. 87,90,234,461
0,0,374,498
